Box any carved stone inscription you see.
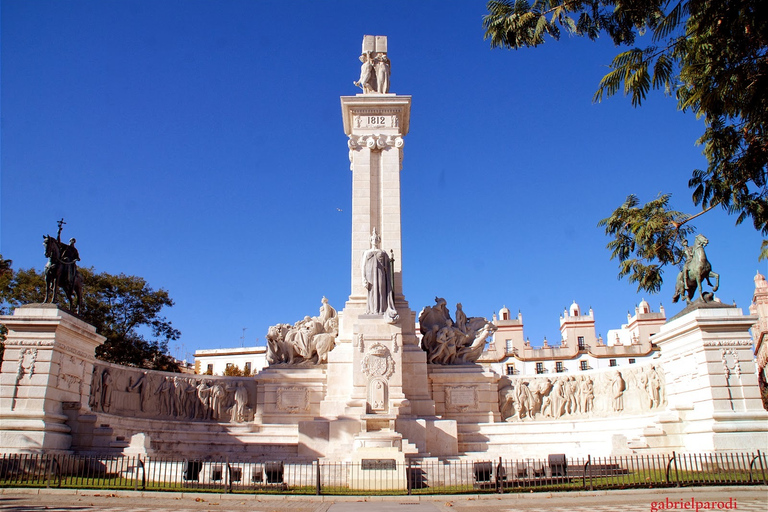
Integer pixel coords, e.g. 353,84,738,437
354,115,398,129
446,386,478,412
362,459,397,470
276,387,309,413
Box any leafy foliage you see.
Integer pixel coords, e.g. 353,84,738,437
0,255,12,361
484,0,768,290
597,194,695,292
222,364,252,377
0,263,180,371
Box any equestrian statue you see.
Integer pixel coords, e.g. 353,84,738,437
43,218,84,314
672,234,719,304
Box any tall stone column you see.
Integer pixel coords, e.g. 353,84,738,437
0,304,105,453
341,94,411,313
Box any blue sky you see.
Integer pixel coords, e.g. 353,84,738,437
2,1,765,361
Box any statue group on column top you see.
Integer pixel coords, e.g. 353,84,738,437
362,228,399,324
354,36,390,94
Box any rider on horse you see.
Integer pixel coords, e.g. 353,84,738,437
44,219,84,313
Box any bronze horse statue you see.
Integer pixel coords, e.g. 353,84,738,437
43,234,83,314
672,234,719,304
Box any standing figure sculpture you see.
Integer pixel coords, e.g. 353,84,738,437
354,51,376,93
42,219,84,314
374,53,390,93
362,228,399,323
672,234,720,304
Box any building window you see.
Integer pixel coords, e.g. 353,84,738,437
505,339,513,354
206,364,213,375
580,360,589,371
506,364,515,376
245,362,252,374
555,362,564,373
628,358,636,364
609,359,617,367
577,336,585,350
535,362,544,374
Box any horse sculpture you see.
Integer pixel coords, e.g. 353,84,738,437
672,234,719,304
43,234,84,314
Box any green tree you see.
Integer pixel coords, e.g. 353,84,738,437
0,264,180,371
222,364,252,377
484,0,768,292
0,255,13,361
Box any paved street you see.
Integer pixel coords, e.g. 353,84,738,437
1,487,765,512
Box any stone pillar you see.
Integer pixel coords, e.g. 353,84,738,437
749,271,768,409
0,304,104,453
654,304,768,452
340,94,411,314
311,91,445,459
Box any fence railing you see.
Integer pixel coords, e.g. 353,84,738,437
1,451,765,495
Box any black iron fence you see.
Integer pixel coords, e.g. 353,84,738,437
1,452,765,495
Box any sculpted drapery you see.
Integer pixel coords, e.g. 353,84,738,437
362,228,398,323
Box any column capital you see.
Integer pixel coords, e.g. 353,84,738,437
340,95,411,137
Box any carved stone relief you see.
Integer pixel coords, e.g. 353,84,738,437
368,378,388,412
88,362,255,423
11,348,38,410
361,342,395,380
498,364,666,422
446,386,479,413
276,386,309,413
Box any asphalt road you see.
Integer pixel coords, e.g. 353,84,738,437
1,486,765,512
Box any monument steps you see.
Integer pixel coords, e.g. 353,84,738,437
454,414,672,458
78,413,301,460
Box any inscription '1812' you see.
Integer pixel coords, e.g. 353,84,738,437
355,115,397,129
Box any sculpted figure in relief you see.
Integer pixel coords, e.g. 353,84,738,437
228,381,249,423
497,364,665,422
418,297,496,365
87,363,255,423
611,371,626,412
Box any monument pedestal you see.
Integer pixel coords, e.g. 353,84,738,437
0,304,104,453
654,304,768,452
430,365,502,424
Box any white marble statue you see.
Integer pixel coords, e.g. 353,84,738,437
354,52,376,93
362,228,399,323
418,297,495,364
266,297,339,365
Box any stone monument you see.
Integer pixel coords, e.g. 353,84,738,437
303,36,457,469
2,35,767,468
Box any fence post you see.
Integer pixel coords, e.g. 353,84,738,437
406,459,412,496
583,455,592,491
315,459,321,496
495,457,503,494
751,450,767,485
226,461,232,493
665,452,680,487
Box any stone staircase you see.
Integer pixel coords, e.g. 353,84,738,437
70,411,301,460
